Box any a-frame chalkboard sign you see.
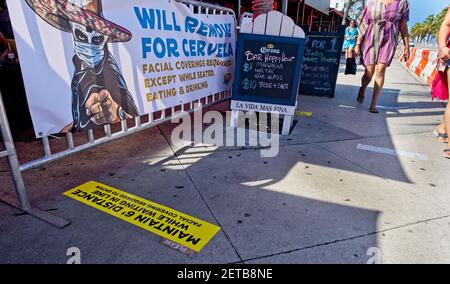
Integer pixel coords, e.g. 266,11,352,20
299,26,346,98
230,11,306,136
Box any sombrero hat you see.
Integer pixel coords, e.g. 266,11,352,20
25,0,132,43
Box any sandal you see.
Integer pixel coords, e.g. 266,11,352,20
434,130,449,143
369,107,379,114
357,88,365,104
443,149,450,159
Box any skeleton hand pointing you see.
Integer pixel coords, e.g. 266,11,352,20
86,90,120,125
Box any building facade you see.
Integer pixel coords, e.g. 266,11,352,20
200,0,344,32
330,0,346,12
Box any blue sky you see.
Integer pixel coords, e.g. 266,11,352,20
408,0,449,25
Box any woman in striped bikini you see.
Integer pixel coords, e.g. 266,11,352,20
355,0,410,113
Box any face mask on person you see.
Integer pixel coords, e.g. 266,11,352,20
71,23,108,68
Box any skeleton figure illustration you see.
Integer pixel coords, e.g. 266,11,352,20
25,0,139,132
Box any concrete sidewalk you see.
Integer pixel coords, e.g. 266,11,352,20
0,60,449,264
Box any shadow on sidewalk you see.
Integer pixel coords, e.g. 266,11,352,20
0,61,442,263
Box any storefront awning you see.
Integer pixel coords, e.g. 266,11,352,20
305,0,330,15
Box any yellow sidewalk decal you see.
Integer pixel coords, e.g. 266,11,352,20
63,181,220,252
295,111,313,117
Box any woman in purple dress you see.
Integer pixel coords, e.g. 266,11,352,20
355,0,410,113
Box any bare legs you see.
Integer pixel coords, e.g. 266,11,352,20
444,69,450,157
345,47,354,59
357,64,375,103
437,114,448,143
437,69,450,142
371,63,388,112
357,64,388,113
445,102,450,146
433,69,450,158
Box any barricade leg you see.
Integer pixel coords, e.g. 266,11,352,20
0,91,70,228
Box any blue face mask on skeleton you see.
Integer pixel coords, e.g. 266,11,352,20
71,23,108,68
74,40,105,67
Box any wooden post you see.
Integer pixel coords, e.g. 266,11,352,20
342,0,353,25
281,0,288,15
238,0,241,19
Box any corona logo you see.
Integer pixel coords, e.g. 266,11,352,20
260,44,280,54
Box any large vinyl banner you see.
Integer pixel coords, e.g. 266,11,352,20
7,0,236,137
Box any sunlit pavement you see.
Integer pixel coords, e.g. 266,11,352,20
1,60,449,264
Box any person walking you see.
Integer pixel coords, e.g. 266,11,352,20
344,20,359,75
344,20,358,59
355,0,410,113
434,7,450,158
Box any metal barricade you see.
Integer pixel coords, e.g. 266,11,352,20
0,0,236,228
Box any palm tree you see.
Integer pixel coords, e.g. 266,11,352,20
411,23,425,43
410,7,449,46
342,0,353,25
431,7,448,38
342,0,366,25
422,15,436,43
417,23,428,44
